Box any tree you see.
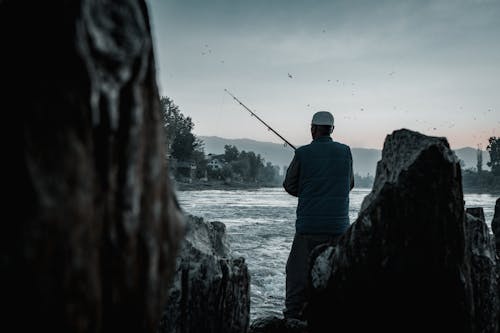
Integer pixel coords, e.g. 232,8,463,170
354,173,375,188
170,126,198,161
192,149,208,178
260,162,280,184
236,151,263,181
231,155,250,180
160,96,203,162
247,152,264,181
486,137,500,176
224,145,239,162
476,147,483,173
160,97,182,152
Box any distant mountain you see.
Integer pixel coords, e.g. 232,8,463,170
199,136,380,175
200,136,295,167
454,147,490,171
351,148,381,176
199,136,489,176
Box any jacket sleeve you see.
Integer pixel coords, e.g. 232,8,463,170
283,153,300,197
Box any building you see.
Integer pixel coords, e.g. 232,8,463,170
206,154,225,171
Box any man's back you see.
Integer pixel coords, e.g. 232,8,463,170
282,111,353,320
286,136,353,235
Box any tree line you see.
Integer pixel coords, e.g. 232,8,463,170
161,96,282,185
461,136,500,193
161,95,499,192
206,145,281,183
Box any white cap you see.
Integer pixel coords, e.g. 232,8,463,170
311,111,334,126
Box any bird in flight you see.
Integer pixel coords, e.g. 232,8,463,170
288,73,293,79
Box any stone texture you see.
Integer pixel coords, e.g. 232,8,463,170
306,129,476,332
1,1,184,332
248,316,308,333
465,207,499,333
492,198,500,256
492,198,500,330
159,215,250,333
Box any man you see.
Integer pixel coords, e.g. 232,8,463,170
283,110,354,320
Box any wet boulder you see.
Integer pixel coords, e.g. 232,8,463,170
492,198,500,256
306,129,477,332
1,1,184,332
492,198,500,324
159,215,250,333
248,316,308,333
465,207,499,333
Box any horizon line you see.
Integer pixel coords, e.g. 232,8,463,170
197,134,489,151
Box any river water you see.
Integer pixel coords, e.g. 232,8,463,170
176,187,498,321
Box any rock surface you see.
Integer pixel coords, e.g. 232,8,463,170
1,1,184,332
492,198,500,329
465,207,499,333
159,215,250,333
492,198,500,256
248,316,308,333
306,129,479,332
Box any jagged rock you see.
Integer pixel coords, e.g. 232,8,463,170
492,198,500,327
1,1,184,332
248,316,308,333
159,215,250,333
466,207,499,333
306,129,477,332
492,198,500,256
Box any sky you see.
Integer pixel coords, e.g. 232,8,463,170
147,0,499,149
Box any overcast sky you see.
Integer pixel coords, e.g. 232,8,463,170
147,0,499,149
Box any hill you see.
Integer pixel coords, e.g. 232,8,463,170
453,147,490,171
200,136,294,167
199,136,489,176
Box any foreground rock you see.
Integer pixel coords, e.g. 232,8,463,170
249,316,308,333
306,129,498,332
492,198,500,326
465,207,499,333
159,215,250,333
492,198,500,256
2,1,184,332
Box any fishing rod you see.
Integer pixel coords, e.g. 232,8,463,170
224,89,296,150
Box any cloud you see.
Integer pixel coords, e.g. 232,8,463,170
147,0,500,148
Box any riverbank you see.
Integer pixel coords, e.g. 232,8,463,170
176,188,499,322
463,186,500,196
174,179,282,191
174,179,500,195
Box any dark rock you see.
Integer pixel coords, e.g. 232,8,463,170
159,215,250,333
465,207,499,333
492,198,500,256
467,207,486,222
306,129,476,332
1,1,184,332
248,316,308,333
492,198,500,329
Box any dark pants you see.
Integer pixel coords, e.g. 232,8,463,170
284,233,339,319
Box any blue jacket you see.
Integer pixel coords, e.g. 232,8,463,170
283,136,353,235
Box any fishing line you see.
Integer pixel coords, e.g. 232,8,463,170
224,89,296,150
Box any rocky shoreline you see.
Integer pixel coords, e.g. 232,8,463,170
463,186,500,196
162,129,500,333
174,179,282,192
8,2,499,332
174,178,499,196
